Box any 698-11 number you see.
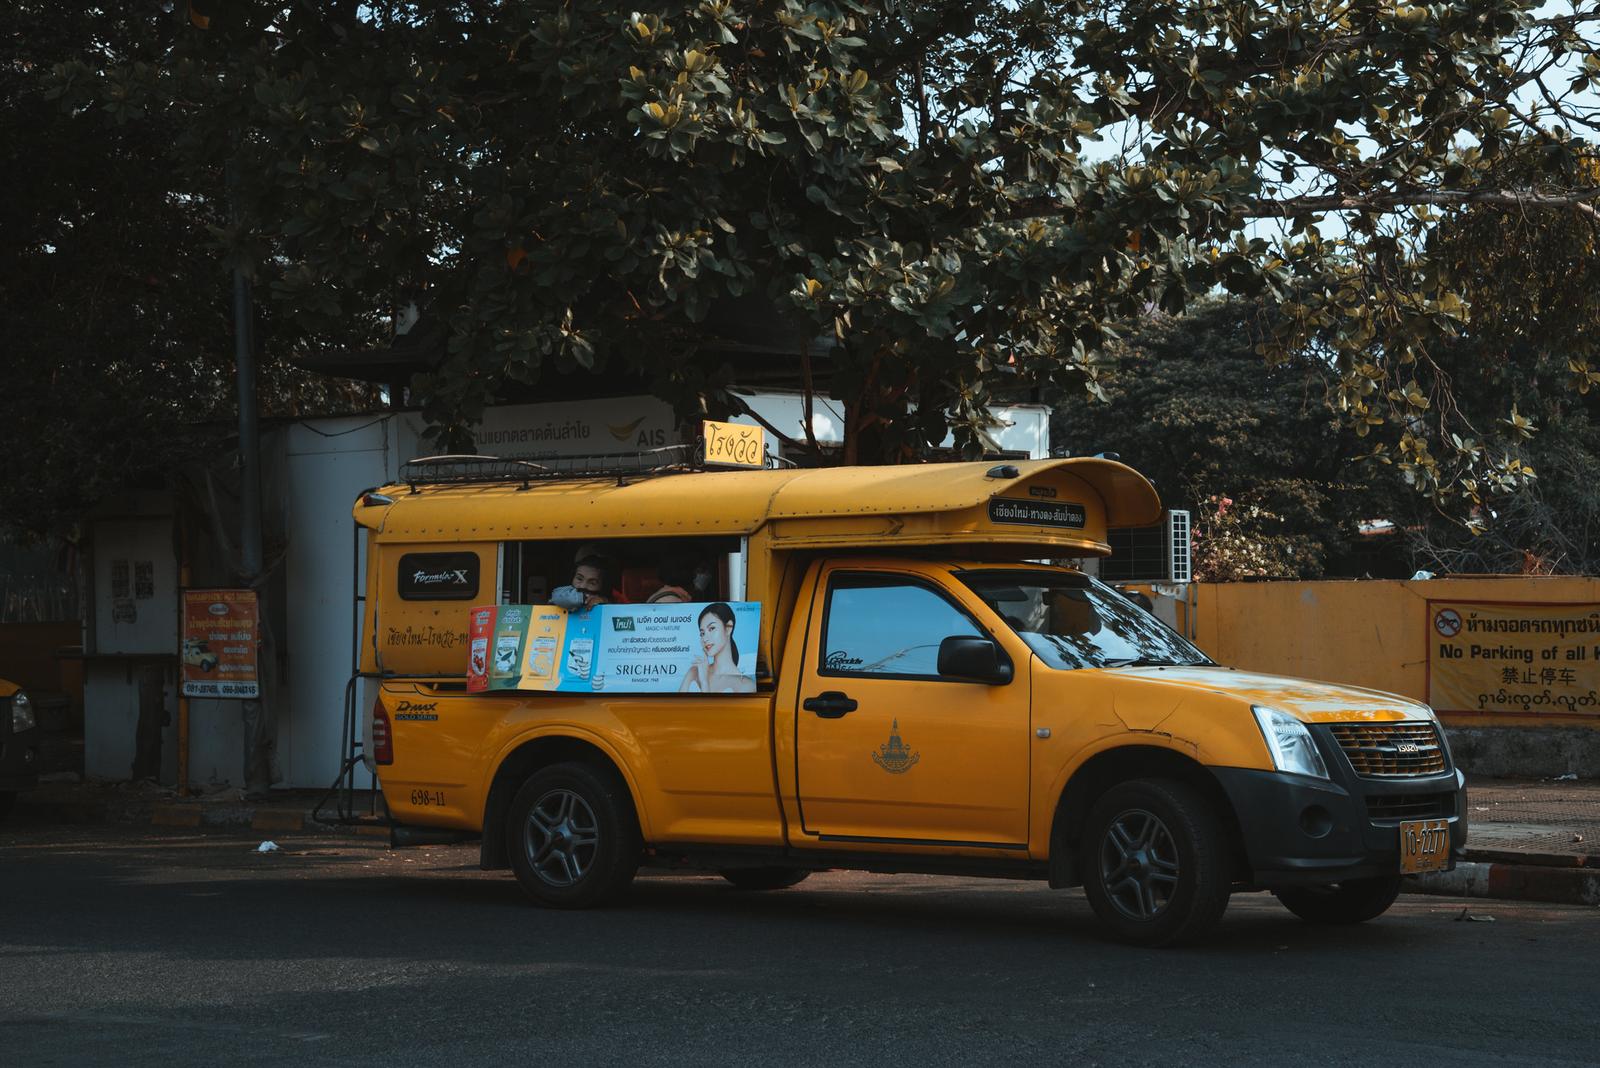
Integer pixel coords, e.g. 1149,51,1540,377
410,789,446,807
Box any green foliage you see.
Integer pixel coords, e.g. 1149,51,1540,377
1,3,374,537
1406,402,1600,575
32,0,1600,489
1053,299,1404,579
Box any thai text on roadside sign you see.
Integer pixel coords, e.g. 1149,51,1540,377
181,589,260,699
1427,600,1600,716
467,601,761,694
701,419,766,469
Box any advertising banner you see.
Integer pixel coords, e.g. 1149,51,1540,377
465,602,761,694
181,589,260,699
1427,600,1600,716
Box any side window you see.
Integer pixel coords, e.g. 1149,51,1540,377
821,577,982,679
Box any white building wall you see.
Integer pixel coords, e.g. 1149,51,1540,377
83,513,187,782
279,416,416,789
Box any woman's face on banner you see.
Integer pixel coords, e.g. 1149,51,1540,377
699,613,730,659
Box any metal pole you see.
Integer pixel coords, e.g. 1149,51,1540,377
229,159,269,797
177,523,191,798
230,162,264,581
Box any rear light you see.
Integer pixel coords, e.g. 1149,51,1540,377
371,698,394,765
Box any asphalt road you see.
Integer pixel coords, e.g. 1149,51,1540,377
2,824,1596,1067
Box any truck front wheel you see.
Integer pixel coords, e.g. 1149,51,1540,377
1274,876,1403,924
1079,778,1232,947
506,761,640,909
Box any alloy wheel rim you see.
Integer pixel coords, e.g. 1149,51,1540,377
524,788,600,887
1099,807,1181,921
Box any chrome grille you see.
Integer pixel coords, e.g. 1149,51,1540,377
1327,722,1447,777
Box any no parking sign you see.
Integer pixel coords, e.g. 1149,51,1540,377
1427,599,1600,716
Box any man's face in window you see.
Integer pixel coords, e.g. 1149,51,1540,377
572,564,604,594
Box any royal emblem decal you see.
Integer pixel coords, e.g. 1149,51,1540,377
872,719,921,774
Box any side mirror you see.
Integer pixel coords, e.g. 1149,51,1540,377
937,636,1013,684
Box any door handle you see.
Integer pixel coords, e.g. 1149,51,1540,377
803,691,858,718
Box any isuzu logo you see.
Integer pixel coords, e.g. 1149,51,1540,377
1395,742,1422,754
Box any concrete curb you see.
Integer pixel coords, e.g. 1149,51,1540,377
14,797,388,838
1408,860,1600,906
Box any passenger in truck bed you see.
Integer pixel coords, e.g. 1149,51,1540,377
551,555,615,611
644,557,696,604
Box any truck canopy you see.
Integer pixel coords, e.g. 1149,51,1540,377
354,457,1161,558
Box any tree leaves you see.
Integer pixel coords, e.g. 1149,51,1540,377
36,0,1600,486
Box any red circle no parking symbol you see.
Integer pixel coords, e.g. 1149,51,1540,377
1434,609,1462,637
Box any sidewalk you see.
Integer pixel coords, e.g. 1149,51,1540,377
6,777,389,837
1409,775,1600,906
8,774,1599,904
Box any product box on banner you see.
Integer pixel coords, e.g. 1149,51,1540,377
466,601,761,694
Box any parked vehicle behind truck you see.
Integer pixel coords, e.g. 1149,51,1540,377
353,453,1465,945
0,678,40,822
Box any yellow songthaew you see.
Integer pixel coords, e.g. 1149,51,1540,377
353,452,1464,946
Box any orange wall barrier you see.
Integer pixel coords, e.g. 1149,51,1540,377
1173,577,1600,730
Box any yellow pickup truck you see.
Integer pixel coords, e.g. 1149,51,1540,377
353,455,1464,945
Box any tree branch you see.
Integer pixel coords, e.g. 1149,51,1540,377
867,3,979,80
1245,187,1600,220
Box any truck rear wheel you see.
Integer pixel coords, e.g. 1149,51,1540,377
1274,876,1403,924
719,867,811,891
1079,778,1231,947
506,761,640,908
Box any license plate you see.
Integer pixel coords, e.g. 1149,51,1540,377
1399,818,1451,874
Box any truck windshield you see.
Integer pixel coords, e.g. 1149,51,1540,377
958,570,1212,671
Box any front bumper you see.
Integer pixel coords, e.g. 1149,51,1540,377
1213,744,1467,888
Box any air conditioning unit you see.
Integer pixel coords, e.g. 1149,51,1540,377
1099,509,1192,584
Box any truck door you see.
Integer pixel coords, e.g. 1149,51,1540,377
793,566,1030,849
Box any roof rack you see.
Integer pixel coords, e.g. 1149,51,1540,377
399,444,752,490
399,455,553,488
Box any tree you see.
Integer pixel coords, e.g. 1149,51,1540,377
1397,156,1600,572
43,1,1600,492
1053,298,1406,579
0,3,374,538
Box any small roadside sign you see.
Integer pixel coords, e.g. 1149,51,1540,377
181,589,260,699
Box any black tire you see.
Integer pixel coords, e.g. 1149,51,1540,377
719,867,812,891
1079,778,1232,947
506,761,641,908
1274,876,1403,925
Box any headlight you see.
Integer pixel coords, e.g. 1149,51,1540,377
1252,705,1328,779
11,690,35,733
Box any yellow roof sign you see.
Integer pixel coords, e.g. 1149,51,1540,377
702,420,765,469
